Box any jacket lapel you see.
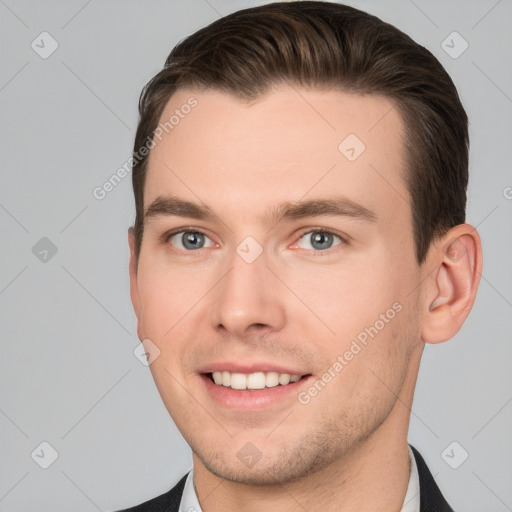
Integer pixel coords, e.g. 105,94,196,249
410,445,454,512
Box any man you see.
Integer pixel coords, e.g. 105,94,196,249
118,2,482,511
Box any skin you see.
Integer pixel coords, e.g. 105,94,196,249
128,86,482,511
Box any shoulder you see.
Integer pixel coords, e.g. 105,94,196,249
410,445,455,512
115,473,189,512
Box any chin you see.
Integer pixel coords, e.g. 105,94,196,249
194,434,343,486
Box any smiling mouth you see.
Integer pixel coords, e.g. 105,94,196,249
206,371,310,390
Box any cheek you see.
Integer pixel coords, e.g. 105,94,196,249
135,260,223,379
137,263,202,411
136,261,203,338
281,256,403,344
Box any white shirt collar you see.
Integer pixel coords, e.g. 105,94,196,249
179,466,202,512
179,445,420,512
402,445,421,512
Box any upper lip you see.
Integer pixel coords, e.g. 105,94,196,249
197,362,309,375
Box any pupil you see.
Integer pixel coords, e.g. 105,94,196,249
312,232,332,250
183,232,203,250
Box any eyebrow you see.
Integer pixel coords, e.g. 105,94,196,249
144,195,378,225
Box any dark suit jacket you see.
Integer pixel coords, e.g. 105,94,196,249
116,445,454,511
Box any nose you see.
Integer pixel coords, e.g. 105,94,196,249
211,245,286,339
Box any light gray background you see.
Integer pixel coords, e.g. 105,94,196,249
1,0,511,510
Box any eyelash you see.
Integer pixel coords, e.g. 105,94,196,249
293,228,348,251
163,227,348,254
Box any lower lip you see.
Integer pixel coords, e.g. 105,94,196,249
200,373,313,410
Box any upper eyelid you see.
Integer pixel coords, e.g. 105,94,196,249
166,228,217,246
292,226,349,245
165,227,215,241
297,228,346,240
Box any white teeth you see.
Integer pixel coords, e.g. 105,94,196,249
279,373,291,385
210,370,303,390
265,372,279,388
247,372,266,389
222,371,231,386
230,373,247,390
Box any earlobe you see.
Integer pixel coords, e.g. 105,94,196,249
422,225,482,344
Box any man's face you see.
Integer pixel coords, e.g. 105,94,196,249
129,86,426,484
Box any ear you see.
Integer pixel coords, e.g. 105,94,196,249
128,227,144,341
421,224,483,344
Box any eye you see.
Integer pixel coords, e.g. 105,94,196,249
295,230,345,251
168,231,215,251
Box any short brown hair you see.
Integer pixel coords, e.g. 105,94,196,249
131,1,468,264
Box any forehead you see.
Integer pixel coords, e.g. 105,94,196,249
144,86,409,228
